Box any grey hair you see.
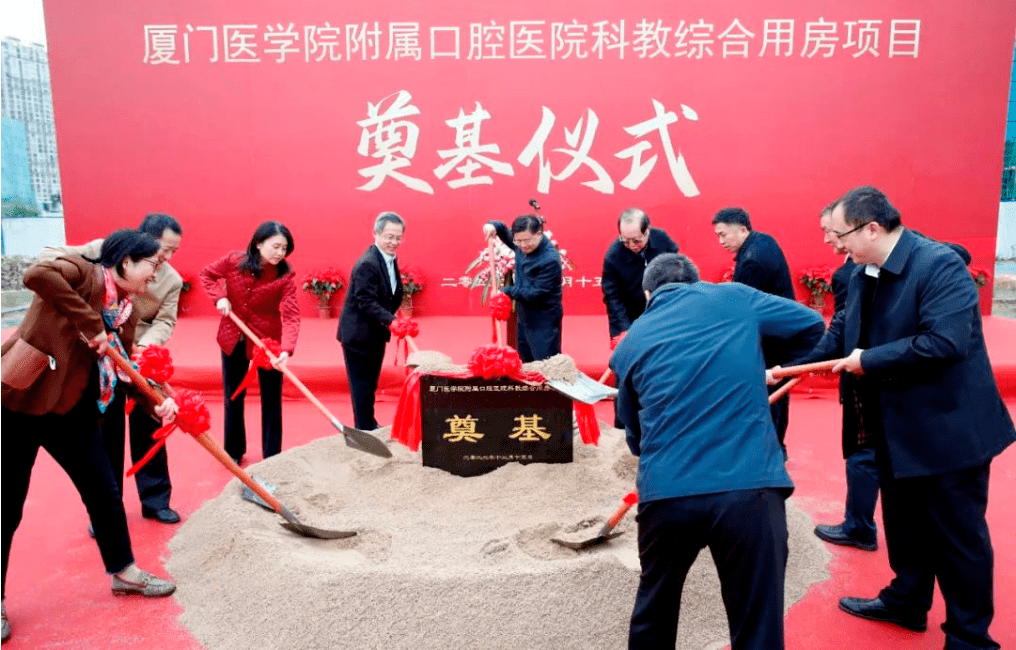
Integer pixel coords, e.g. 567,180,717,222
618,208,649,233
642,253,700,293
373,211,405,234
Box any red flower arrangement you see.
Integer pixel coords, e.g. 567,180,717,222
302,267,345,307
970,265,992,288
800,265,834,307
400,265,426,296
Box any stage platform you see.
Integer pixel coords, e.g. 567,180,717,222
126,314,1016,399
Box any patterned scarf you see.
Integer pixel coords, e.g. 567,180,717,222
96,267,134,413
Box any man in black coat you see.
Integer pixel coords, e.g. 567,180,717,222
338,212,405,431
484,215,563,362
801,186,1014,647
601,207,679,339
810,206,880,552
713,207,796,451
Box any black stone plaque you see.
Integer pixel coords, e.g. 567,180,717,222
420,375,573,477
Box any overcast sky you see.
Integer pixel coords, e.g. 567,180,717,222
1,0,48,46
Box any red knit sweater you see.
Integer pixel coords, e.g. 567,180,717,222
200,252,301,356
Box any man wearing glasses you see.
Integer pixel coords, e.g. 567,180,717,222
797,186,1013,648
338,212,405,431
712,208,796,454
601,208,679,343
38,213,185,526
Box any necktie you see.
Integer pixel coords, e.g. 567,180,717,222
388,259,397,294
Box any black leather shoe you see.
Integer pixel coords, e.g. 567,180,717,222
88,524,96,539
814,524,877,551
141,507,181,524
839,596,927,632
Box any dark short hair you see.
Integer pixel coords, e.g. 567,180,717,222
711,207,752,230
837,186,902,232
374,212,405,234
617,208,650,233
93,228,160,277
510,214,544,235
138,213,182,238
643,253,700,293
240,221,295,276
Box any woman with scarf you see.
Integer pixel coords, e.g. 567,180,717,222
1,229,180,643
200,221,300,466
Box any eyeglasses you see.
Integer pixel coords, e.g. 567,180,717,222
619,234,648,247
513,235,539,247
379,235,402,244
829,221,871,239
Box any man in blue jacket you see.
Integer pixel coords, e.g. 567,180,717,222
611,253,824,650
801,186,1014,648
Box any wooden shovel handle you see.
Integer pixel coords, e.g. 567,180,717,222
607,500,634,528
227,311,335,425
769,359,842,379
104,346,285,513
768,376,800,404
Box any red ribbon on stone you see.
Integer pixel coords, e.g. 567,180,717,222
127,388,211,476
231,338,282,400
488,293,512,343
573,402,600,445
389,316,420,366
392,345,549,451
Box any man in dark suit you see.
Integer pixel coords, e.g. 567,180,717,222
712,207,796,452
338,212,405,431
801,186,1014,648
811,205,879,551
602,207,678,427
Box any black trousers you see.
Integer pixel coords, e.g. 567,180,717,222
768,391,790,450
629,489,788,650
100,390,172,511
2,390,134,597
341,342,386,431
222,341,283,460
877,447,999,650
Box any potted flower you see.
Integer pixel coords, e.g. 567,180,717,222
177,274,194,314
302,267,345,318
399,265,425,316
970,265,992,289
799,265,834,312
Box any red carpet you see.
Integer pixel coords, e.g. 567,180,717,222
2,314,1015,648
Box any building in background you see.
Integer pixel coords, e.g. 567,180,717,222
1,116,38,210
1,37,62,214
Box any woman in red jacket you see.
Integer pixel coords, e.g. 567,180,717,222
200,222,300,465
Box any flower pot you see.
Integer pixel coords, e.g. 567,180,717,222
317,305,333,319
399,294,414,318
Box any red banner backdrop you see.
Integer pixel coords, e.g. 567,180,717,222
44,0,1015,316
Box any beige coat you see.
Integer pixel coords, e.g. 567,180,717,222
38,239,182,346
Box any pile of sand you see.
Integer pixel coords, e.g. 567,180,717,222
167,423,830,650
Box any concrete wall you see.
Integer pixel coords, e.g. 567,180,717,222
1,216,65,256
997,202,1016,259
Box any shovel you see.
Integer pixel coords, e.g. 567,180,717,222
227,311,392,459
551,491,638,550
105,346,356,540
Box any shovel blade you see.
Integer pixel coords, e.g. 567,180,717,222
279,522,358,540
333,420,393,458
239,475,279,512
551,530,624,550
